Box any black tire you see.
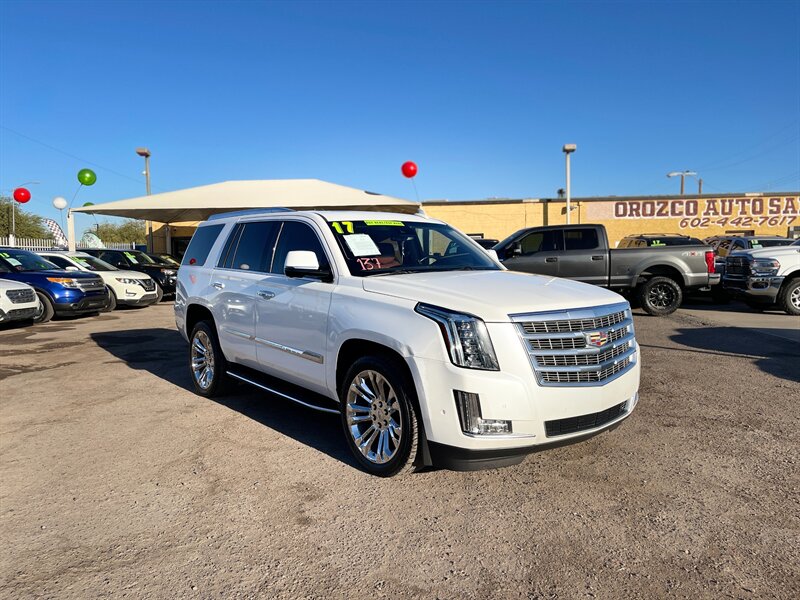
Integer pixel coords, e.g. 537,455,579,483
637,276,683,316
155,284,164,303
101,289,117,312
339,355,419,477
188,321,229,397
777,278,800,316
33,291,54,324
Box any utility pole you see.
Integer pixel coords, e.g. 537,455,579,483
562,144,577,224
667,171,697,195
136,148,152,251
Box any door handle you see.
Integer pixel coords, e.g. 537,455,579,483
545,257,558,263
591,255,605,261
212,282,225,289
257,290,275,300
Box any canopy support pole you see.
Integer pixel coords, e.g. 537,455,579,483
67,209,76,251
165,223,172,255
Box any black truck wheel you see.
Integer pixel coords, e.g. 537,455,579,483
637,276,683,316
777,278,800,316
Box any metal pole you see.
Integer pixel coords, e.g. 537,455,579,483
680,174,685,195
698,178,703,194
565,152,571,225
10,201,16,244
144,154,153,252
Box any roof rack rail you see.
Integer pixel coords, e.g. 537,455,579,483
207,208,294,221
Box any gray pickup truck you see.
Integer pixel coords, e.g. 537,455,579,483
493,224,719,316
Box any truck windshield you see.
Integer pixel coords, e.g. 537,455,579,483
123,251,157,265
749,239,793,249
326,219,500,277
0,249,59,272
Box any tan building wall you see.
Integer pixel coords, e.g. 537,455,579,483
152,193,800,254
425,193,800,246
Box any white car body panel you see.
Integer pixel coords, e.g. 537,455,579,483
0,280,40,324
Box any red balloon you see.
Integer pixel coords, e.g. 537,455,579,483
401,161,418,178
13,188,31,203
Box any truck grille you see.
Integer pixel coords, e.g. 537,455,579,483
138,278,155,292
512,302,636,387
725,256,750,277
76,278,106,293
6,288,36,304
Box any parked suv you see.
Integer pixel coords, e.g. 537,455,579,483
82,248,177,299
723,239,800,315
0,280,40,325
176,210,641,476
38,251,160,310
0,248,109,323
617,233,704,248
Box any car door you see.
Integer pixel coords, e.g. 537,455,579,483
211,221,280,369
253,220,334,395
559,227,608,285
500,229,563,277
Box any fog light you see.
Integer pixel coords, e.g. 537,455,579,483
454,391,512,435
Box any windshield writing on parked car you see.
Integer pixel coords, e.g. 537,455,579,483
72,255,118,271
327,220,499,277
0,250,59,272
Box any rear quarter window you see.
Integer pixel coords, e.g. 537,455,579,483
182,224,225,266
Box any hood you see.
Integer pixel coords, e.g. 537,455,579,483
19,269,102,280
115,270,152,280
361,270,626,322
732,246,800,259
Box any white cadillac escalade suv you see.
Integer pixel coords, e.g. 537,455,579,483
175,209,641,476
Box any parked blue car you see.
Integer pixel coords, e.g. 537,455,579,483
0,248,110,323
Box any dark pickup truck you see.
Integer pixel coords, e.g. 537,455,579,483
493,224,719,315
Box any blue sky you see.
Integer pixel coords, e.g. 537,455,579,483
1,0,799,229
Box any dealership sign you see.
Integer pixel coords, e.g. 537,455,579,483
587,196,799,229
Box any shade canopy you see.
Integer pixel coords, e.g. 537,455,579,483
71,179,419,223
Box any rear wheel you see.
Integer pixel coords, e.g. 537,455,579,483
637,276,683,316
189,321,229,397
777,279,800,316
101,289,117,312
340,356,419,477
33,292,54,324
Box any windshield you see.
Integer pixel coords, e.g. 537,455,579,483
72,254,118,271
149,253,180,266
123,251,157,265
749,239,793,249
327,219,500,277
0,249,60,272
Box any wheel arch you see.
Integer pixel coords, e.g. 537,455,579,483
185,303,215,337
635,263,686,287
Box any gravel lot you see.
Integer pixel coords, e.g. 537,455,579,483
1,302,798,599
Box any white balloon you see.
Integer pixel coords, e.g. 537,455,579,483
52,197,68,210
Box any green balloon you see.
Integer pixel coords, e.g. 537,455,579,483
77,168,97,186
82,202,95,207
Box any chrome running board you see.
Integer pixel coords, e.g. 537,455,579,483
227,370,340,415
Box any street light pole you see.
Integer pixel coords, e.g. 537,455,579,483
136,147,152,251
562,144,577,224
667,171,697,196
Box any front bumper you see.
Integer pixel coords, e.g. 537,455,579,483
53,293,110,315
0,306,38,323
407,319,641,467
118,292,159,306
723,275,783,303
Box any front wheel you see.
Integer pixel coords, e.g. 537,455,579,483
637,276,683,316
340,356,419,477
777,279,800,316
189,321,229,397
101,289,117,312
33,292,54,324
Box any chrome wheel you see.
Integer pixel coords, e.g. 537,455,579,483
791,286,800,310
346,370,402,465
191,330,215,390
648,283,677,309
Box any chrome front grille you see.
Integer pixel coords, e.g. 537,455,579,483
138,279,155,292
6,288,36,304
513,302,637,387
76,278,105,293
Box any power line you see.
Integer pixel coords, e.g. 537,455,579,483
0,124,154,188
695,119,800,172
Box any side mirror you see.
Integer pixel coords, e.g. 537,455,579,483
284,250,332,282
504,241,522,259
65,266,80,272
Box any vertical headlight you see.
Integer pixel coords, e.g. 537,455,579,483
415,303,499,370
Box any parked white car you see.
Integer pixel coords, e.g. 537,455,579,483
723,238,800,315
0,279,40,325
38,251,159,310
175,210,641,476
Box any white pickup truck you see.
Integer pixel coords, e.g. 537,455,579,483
175,210,641,476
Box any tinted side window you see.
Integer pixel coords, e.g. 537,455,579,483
271,221,329,274
100,252,125,266
230,222,280,272
217,224,242,269
45,256,71,269
564,228,599,250
519,230,563,255
182,224,224,266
